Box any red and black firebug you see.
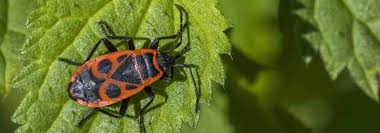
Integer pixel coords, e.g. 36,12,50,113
59,5,198,132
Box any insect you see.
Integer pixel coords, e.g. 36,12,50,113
59,5,199,132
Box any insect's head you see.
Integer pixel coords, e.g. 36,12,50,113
157,42,190,73
157,52,176,72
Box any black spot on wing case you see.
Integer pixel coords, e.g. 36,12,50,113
98,59,112,73
106,84,121,98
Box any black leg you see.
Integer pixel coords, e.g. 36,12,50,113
58,39,107,65
98,22,119,52
106,36,135,50
84,37,116,61
76,108,97,127
160,67,174,82
58,58,82,66
138,86,155,133
59,22,137,66
97,98,130,118
174,42,190,59
75,98,130,127
98,21,136,50
84,22,138,62
58,40,108,66
98,21,113,36
64,22,119,63
173,64,199,113
150,4,186,50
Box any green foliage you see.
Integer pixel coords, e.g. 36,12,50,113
3,0,380,132
221,0,282,67
11,0,230,132
297,0,380,101
0,0,7,97
183,87,233,133
0,0,38,97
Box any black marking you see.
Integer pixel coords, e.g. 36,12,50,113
98,59,112,73
136,55,149,80
111,55,142,84
69,69,104,102
126,85,137,90
143,53,159,77
117,54,129,63
106,84,121,98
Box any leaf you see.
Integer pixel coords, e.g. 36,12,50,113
0,0,7,97
0,0,38,97
11,0,230,132
296,0,380,101
220,0,282,67
182,87,233,133
0,0,6,42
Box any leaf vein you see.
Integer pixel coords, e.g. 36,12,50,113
30,0,114,131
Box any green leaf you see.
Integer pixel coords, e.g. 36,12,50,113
296,0,380,101
0,0,7,97
12,0,230,132
182,86,233,133
0,0,38,97
220,0,282,67
0,0,6,42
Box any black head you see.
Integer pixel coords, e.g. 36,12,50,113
157,52,176,72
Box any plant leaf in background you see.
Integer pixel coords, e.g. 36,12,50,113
0,0,39,132
296,0,380,101
0,0,38,97
220,0,343,132
220,0,283,114
182,87,233,133
11,0,230,132
221,0,282,67
0,0,7,97
220,0,309,132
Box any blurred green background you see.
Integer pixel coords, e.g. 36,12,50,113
2,0,380,133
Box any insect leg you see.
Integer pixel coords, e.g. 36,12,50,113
82,22,119,62
138,86,155,132
160,67,174,82
106,36,136,50
84,37,116,62
173,64,199,113
174,42,190,59
150,4,186,50
75,98,129,127
118,98,130,116
59,23,119,65
76,108,97,127
98,21,136,50
58,58,82,66
97,98,130,118
59,36,118,65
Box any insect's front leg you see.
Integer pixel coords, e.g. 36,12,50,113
150,4,186,50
